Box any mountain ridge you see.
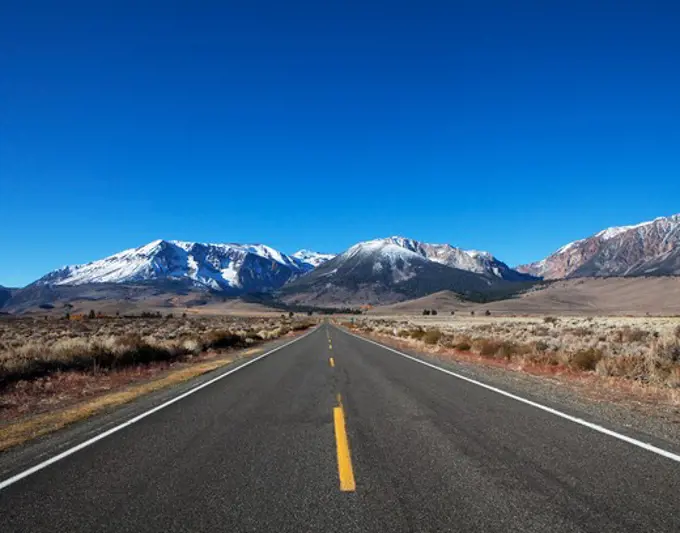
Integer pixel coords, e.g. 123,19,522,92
278,236,519,306
34,239,334,294
517,213,680,279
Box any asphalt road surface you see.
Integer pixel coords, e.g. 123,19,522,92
1,324,680,532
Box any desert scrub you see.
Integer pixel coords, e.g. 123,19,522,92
614,327,649,343
422,329,443,345
351,316,680,386
474,338,523,360
569,348,604,371
0,316,314,389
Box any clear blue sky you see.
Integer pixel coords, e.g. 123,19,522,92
2,1,679,287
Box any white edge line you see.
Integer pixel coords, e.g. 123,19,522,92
342,328,680,464
0,327,318,491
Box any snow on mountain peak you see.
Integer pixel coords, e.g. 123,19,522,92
291,250,336,269
517,213,680,279
35,240,332,293
341,236,527,280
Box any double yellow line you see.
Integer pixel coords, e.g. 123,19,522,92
327,328,356,492
333,394,356,492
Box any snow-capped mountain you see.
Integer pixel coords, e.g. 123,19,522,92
35,240,327,293
291,250,336,271
517,214,680,279
366,237,532,281
280,236,517,306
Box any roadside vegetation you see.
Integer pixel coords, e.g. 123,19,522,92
344,316,680,390
0,315,315,424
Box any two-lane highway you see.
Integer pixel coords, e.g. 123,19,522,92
1,324,679,532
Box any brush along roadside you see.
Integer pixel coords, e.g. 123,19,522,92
342,317,680,407
0,317,316,451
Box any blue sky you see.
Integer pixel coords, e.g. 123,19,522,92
2,1,679,287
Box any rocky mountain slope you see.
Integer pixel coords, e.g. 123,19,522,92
279,237,515,306
378,237,533,281
0,286,13,309
3,236,532,312
34,240,333,294
517,214,680,279
291,250,336,271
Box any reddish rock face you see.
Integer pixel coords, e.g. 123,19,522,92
517,214,680,279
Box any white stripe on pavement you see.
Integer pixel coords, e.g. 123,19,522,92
0,327,318,491
344,328,680,464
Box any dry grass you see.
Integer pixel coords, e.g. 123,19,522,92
0,350,252,451
0,315,314,389
0,315,315,435
344,315,680,390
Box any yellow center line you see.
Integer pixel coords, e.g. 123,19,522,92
329,357,335,367
333,403,356,492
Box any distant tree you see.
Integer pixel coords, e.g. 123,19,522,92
64,312,70,320
470,311,475,316
450,310,455,316
307,310,313,316
484,310,491,316
182,312,187,319
423,309,431,316
88,309,96,319
431,309,438,316
166,312,174,318
288,311,294,318
115,310,120,317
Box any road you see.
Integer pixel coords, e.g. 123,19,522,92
1,323,680,532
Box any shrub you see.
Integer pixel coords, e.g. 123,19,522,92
614,327,649,343
655,341,680,363
423,329,443,345
570,348,603,371
484,310,491,316
422,309,431,316
675,325,680,340
431,309,438,316
476,339,502,357
534,340,549,352
566,327,591,337
475,338,520,360
455,342,472,351
544,316,558,325
409,328,426,340
205,330,245,350
596,355,647,379
498,341,520,360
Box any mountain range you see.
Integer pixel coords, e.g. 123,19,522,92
35,240,334,293
279,237,532,305
2,212,679,312
518,214,680,279
4,236,528,311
